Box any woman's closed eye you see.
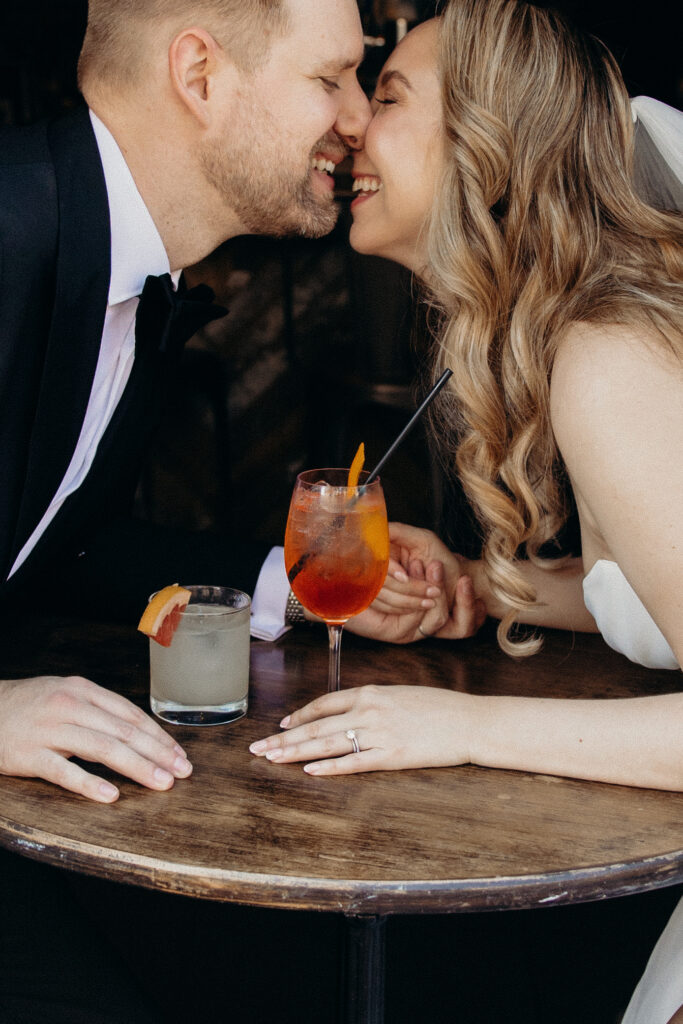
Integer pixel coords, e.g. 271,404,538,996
373,95,396,106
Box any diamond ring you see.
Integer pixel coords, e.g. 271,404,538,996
345,729,360,754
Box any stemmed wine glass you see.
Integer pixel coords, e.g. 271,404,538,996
284,469,389,692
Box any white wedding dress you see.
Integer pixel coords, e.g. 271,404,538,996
582,560,681,1024
582,559,678,671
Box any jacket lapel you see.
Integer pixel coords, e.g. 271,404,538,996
10,107,111,563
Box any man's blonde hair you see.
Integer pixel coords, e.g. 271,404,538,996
78,0,289,93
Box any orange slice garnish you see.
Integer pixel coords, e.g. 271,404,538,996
347,442,365,488
362,510,390,562
138,584,192,647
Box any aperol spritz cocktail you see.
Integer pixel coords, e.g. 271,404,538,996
285,469,389,692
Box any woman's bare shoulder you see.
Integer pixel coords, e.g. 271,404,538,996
551,321,682,448
553,320,681,382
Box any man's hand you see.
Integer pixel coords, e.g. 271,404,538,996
0,675,193,802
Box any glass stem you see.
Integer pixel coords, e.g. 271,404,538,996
327,623,344,693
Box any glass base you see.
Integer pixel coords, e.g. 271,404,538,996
150,696,247,726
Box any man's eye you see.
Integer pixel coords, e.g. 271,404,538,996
320,77,340,92
373,96,396,106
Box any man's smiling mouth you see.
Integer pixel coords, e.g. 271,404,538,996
311,156,337,175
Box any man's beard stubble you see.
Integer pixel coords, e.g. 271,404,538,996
200,129,342,240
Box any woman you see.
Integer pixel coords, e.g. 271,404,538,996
252,3,682,1018
254,0,682,772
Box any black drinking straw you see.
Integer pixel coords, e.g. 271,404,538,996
363,368,453,486
287,368,452,585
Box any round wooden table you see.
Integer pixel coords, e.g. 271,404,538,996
0,614,681,1022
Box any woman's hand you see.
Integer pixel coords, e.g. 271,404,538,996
249,684,478,775
346,558,449,642
0,675,193,802
347,522,487,643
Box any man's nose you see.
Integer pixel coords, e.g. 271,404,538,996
335,79,371,151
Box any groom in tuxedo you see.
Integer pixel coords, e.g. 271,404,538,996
0,1,369,1021
0,0,369,804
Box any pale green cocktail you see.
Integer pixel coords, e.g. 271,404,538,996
150,585,250,726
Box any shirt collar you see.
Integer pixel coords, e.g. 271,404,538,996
89,110,180,305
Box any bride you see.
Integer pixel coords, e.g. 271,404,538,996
251,2,682,1018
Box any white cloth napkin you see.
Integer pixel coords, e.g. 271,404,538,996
250,546,291,641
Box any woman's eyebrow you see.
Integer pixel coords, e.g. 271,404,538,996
377,69,412,90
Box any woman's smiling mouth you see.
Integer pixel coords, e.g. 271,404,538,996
351,174,383,206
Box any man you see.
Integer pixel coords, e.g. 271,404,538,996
0,3,370,1021
0,0,370,804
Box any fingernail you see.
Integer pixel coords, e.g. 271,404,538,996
173,756,192,777
421,599,435,609
463,577,474,596
99,782,118,800
393,569,409,582
249,740,267,754
154,767,174,785
266,749,284,761
304,763,321,774
426,586,441,598
280,715,291,728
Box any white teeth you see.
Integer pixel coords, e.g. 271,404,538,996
311,157,336,175
352,177,382,193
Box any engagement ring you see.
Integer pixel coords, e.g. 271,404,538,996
346,729,360,754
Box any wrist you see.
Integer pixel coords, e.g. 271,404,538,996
457,692,486,766
285,591,320,626
465,558,502,619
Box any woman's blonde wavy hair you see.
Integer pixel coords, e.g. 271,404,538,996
426,0,683,655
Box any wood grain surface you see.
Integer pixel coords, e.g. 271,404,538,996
0,614,681,914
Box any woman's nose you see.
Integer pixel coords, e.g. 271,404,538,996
335,79,371,151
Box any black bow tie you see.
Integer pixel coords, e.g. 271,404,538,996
135,273,228,357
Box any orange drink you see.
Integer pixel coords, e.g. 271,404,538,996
285,468,389,691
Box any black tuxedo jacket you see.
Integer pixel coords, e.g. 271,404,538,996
0,106,268,620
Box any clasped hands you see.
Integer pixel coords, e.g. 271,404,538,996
346,521,487,644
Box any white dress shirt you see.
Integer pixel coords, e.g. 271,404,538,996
8,111,291,639
8,111,176,579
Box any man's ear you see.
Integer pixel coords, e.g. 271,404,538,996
168,27,228,127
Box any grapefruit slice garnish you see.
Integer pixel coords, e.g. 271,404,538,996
347,442,365,489
137,584,192,647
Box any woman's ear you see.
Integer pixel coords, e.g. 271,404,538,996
168,27,226,127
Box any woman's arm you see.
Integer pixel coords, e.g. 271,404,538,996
468,556,598,631
250,685,683,790
469,690,683,790
352,521,598,634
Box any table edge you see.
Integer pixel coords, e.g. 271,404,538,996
2,818,682,915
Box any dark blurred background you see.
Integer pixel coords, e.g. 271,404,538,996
1,0,680,556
